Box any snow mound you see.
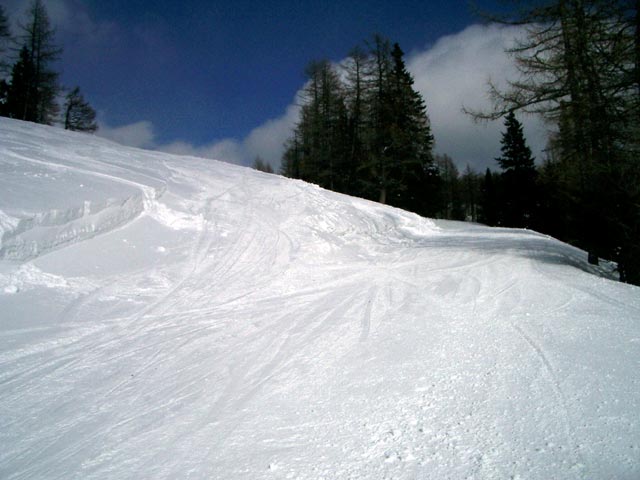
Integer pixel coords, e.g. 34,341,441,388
0,118,639,480
0,194,145,261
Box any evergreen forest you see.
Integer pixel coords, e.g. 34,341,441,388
281,1,640,286
0,0,96,132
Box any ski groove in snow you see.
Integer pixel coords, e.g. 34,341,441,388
360,285,377,342
0,119,638,479
509,321,583,465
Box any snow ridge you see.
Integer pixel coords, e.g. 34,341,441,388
0,193,145,261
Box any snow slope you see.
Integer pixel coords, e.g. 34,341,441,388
1,118,639,480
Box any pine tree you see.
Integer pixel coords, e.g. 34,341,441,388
0,5,11,74
282,60,348,190
480,168,500,226
536,153,570,240
5,46,37,121
435,154,463,220
11,0,61,124
460,165,481,222
361,35,393,203
0,5,12,114
496,112,535,172
471,0,640,281
283,38,437,217
369,42,436,213
252,156,274,173
342,46,370,197
495,111,537,228
63,87,97,132
281,132,302,178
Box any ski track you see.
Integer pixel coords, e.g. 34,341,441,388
509,321,583,464
1,120,639,479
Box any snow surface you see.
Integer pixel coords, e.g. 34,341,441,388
1,117,639,479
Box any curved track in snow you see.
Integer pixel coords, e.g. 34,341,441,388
0,119,639,480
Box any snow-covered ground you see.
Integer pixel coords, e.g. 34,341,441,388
1,118,638,480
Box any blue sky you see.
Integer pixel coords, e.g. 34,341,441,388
3,0,546,170
75,0,488,142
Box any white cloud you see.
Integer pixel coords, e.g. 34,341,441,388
97,120,156,149
159,139,245,165
408,24,548,171
157,101,300,169
243,103,301,167
98,98,300,171
98,24,550,173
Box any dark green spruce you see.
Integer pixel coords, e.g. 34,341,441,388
282,37,437,217
495,111,538,229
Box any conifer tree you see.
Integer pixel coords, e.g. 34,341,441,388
496,112,535,172
435,154,464,220
362,35,393,203
0,5,12,113
495,111,537,228
0,5,11,74
5,46,37,121
10,0,61,124
63,87,97,132
253,156,274,173
385,43,436,215
283,37,436,216
342,46,370,196
460,165,481,222
363,41,436,213
283,60,348,191
281,132,302,178
480,168,500,226
472,0,640,281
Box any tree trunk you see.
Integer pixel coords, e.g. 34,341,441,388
379,186,387,205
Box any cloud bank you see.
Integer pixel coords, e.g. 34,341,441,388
99,24,549,173
98,102,300,170
408,24,548,171
98,121,156,149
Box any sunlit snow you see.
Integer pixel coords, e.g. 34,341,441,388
1,118,639,479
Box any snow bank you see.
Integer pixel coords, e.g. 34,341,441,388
0,194,145,261
0,118,169,261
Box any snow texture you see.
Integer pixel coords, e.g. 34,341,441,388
0,118,639,479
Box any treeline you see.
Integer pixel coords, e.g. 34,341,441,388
281,37,440,217
433,113,548,232
282,0,640,286
473,0,640,285
0,0,97,132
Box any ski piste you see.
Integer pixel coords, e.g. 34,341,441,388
1,118,638,479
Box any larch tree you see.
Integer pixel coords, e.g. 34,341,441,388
252,156,274,173
469,0,640,283
11,0,61,124
435,154,464,220
0,6,13,115
358,39,436,212
361,35,393,203
342,46,371,196
5,46,37,121
63,87,98,132
282,36,437,217
282,60,349,191
0,5,11,73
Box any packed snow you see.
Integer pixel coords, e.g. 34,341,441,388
1,118,639,479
